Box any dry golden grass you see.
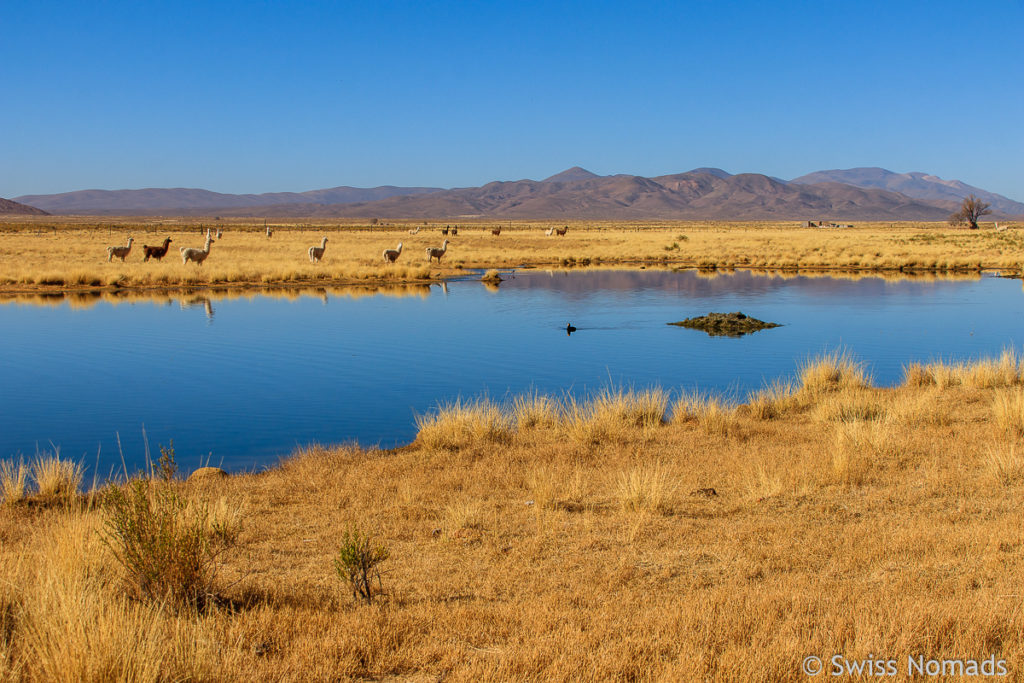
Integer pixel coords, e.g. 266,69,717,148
0,458,28,505
905,350,1023,391
744,379,800,420
31,454,83,501
561,387,668,445
512,391,562,430
2,218,1023,293
4,352,1024,679
992,388,1024,437
414,398,514,450
616,461,674,513
798,349,870,393
985,444,1024,486
674,392,737,435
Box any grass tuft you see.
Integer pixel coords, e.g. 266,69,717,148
903,362,936,387
0,458,29,505
415,398,514,450
616,462,674,513
986,444,1024,486
745,380,799,420
563,388,667,444
512,392,562,430
31,453,83,501
798,350,869,393
992,389,1024,437
814,390,887,423
674,392,735,435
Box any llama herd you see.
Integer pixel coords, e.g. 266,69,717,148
102,224,570,268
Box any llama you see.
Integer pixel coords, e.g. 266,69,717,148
216,228,223,239
555,226,568,236
266,225,273,238
308,236,329,263
425,239,449,264
106,237,134,262
409,227,421,235
491,226,502,236
451,227,458,236
142,237,173,261
545,228,555,236
180,235,214,266
441,226,449,235
383,242,403,263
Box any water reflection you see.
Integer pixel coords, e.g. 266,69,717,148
1,268,1021,477
0,282,433,310
179,296,214,321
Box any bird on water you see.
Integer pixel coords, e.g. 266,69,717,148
566,323,577,336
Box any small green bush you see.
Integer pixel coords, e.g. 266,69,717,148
156,440,178,483
334,526,389,604
101,480,233,609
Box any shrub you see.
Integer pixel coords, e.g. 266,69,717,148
155,441,178,483
334,526,389,604
100,480,234,608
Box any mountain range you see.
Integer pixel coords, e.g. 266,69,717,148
7,167,1022,220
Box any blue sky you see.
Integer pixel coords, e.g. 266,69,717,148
2,0,1022,198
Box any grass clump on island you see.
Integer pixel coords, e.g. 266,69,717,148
2,217,1024,293
2,350,1024,679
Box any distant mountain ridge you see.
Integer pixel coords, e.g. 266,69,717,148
791,167,1024,216
12,166,1022,220
197,170,962,221
14,185,443,215
0,198,48,215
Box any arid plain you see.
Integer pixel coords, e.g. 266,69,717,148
2,218,1024,681
1,218,1023,294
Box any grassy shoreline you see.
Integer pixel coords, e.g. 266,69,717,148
1,218,1022,294
3,351,1024,680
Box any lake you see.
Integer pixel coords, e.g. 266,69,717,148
2,268,1022,476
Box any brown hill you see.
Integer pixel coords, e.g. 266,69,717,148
0,198,48,215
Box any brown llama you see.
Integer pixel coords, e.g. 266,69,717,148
142,237,173,261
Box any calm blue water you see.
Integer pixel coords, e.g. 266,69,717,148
2,269,1023,475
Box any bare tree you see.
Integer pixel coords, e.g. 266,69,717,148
956,195,992,230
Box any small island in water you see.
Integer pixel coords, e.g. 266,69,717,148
668,311,781,337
